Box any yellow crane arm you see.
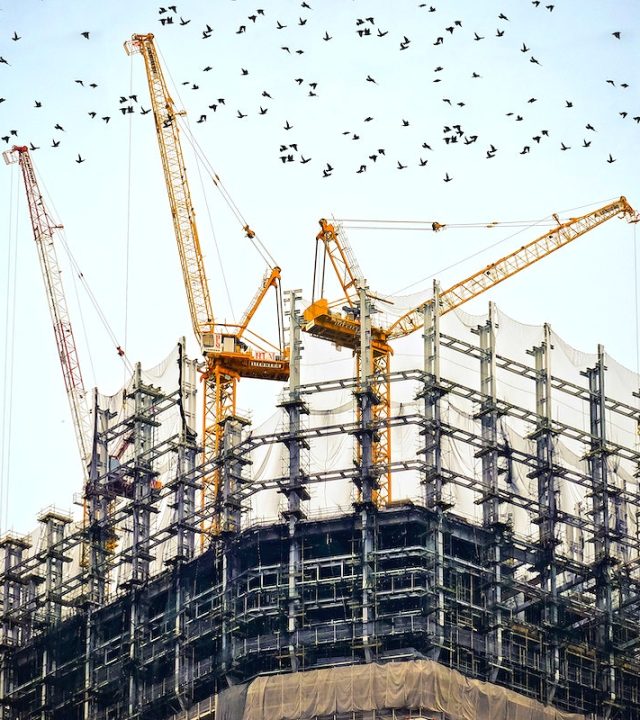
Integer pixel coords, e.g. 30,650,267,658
235,266,281,340
387,196,638,340
315,218,364,307
125,33,214,344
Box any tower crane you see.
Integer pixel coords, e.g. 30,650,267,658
125,33,289,534
3,145,92,476
304,197,638,506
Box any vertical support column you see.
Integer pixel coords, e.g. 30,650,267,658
170,339,197,708
353,284,379,663
83,390,111,720
219,417,248,682
280,291,309,672
475,303,505,681
37,510,71,720
421,282,449,659
528,324,560,703
0,535,31,720
584,345,616,713
126,363,159,719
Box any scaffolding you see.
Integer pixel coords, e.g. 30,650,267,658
1,296,640,720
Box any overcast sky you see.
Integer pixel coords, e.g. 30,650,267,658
1,0,638,532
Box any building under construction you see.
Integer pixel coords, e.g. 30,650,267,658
2,292,640,720
2,32,640,720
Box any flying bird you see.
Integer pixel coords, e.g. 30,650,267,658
612,31,621,39
323,31,332,41
11,31,21,41
54,123,65,131
81,31,90,39
0,57,10,65
51,138,60,147
397,160,407,169
284,120,293,130
366,75,377,84
560,142,570,151
75,154,85,164
443,172,453,182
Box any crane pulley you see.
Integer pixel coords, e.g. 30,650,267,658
304,197,639,506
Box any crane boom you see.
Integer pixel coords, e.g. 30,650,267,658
3,145,92,471
304,196,638,507
128,33,289,535
388,196,638,339
125,33,214,344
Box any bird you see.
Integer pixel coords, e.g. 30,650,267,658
322,169,332,178
528,97,537,103
300,155,311,164
197,114,206,123
545,4,554,10
565,100,573,108
81,31,90,39
88,111,96,118
473,32,484,41
237,25,246,34
560,142,570,151
472,72,481,78
419,158,428,166
357,165,367,174
262,90,272,98
377,28,388,37
102,116,111,123
29,142,39,151
284,120,293,130
323,31,332,41
75,80,84,86
496,29,504,37
582,139,591,147
0,98,4,104
0,136,8,144
521,42,530,53
612,31,621,39
51,138,60,148
397,160,407,169
75,154,85,164
620,111,628,118
259,106,268,115
203,65,212,72
241,68,249,75
301,1,311,8
530,56,541,65
498,12,509,20
520,146,530,155
606,79,616,86
140,107,151,115
364,116,373,122
298,17,307,25
366,75,377,84
433,37,443,45
402,119,410,126
276,20,286,29
443,172,453,182
585,123,596,131
11,31,21,41
179,17,191,26
0,57,10,65
34,100,42,108
237,110,247,119
54,123,65,131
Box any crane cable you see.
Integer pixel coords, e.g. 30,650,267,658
178,119,278,268
36,169,133,374
155,46,236,321
336,197,625,233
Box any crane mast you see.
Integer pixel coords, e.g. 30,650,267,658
3,145,92,474
304,197,638,507
127,33,289,535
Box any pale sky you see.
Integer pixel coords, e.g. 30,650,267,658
0,0,639,532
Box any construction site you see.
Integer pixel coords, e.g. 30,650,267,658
2,32,640,720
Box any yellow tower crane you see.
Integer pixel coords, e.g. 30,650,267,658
304,197,638,506
125,33,289,534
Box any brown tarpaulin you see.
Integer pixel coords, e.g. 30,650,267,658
233,660,585,720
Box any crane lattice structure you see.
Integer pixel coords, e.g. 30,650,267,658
3,145,92,474
125,33,289,535
305,197,638,506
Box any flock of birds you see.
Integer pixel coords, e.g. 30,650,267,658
0,1,636,182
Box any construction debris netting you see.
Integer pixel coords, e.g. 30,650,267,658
216,659,585,720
